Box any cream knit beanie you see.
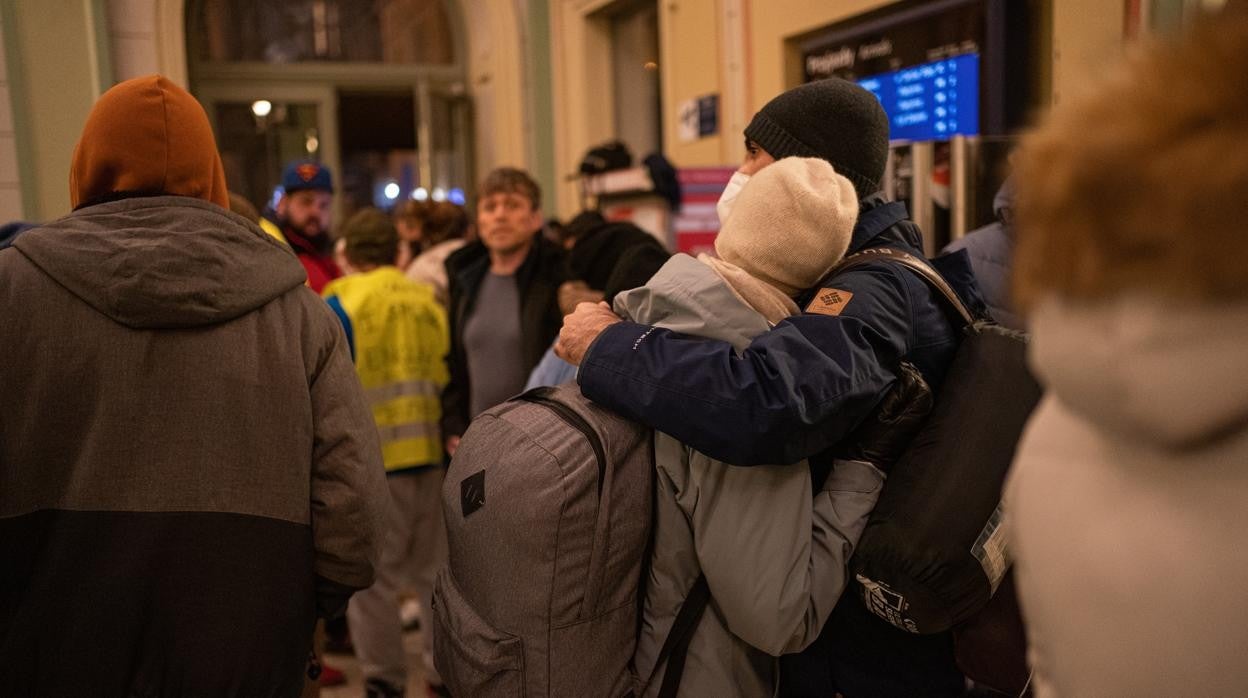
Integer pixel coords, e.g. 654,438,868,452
715,157,858,297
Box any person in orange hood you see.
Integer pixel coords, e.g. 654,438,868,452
0,75,389,697
70,74,230,209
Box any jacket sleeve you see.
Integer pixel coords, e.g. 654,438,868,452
307,306,389,594
440,271,471,439
525,341,579,391
579,266,913,465
674,449,883,656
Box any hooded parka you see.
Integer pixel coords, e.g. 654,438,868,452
0,76,388,698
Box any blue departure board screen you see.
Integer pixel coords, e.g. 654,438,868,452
857,53,980,141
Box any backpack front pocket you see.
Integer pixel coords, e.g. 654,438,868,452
432,568,525,696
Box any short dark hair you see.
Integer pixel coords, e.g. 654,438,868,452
479,167,541,210
393,199,431,229
341,207,399,267
423,201,470,246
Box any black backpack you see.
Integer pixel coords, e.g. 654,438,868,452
832,247,1041,695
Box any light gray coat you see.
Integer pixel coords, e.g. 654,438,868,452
617,254,885,698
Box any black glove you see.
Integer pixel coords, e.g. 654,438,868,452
837,361,934,474
315,575,358,620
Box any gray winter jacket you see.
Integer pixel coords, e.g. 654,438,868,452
0,196,389,697
617,254,884,698
942,178,1022,330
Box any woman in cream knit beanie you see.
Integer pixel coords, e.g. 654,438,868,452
705,157,858,322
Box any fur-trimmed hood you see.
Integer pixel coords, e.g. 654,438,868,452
1028,294,1248,449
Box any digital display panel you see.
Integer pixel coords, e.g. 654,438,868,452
856,53,980,141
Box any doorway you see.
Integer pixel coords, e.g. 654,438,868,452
187,0,472,225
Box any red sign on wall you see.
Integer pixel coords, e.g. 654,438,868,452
674,167,736,256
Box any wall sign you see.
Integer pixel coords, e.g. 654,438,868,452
673,167,735,255
678,94,721,143
797,0,1029,138
801,0,985,81
857,53,980,140
697,94,719,138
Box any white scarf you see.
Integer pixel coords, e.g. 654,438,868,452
698,254,798,326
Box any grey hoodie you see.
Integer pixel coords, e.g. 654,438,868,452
0,196,388,697
618,254,884,697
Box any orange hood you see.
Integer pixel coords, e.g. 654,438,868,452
70,75,228,210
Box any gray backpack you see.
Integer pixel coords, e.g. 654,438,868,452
432,384,654,697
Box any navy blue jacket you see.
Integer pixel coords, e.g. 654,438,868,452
578,197,984,467
578,197,984,698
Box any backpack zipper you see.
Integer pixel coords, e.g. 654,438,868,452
519,392,608,498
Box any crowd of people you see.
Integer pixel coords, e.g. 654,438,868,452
1,12,1247,698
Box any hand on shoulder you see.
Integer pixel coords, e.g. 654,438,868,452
555,301,621,366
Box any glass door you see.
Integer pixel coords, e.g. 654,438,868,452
423,83,474,206
196,84,340,223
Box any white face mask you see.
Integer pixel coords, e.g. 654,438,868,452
716,171,752,226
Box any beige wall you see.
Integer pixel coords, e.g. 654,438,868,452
111,0,186,85
0,8,23,221
550,0,615,218
462,0,531,191
4,0,106,220
659,0,725,166
744,0,884,121
1051,0,1127,106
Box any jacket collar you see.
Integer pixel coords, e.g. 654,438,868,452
847,195,925,254
451,235,563,297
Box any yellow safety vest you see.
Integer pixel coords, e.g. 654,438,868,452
323,267,449,471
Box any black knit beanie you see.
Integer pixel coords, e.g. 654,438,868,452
744,78,889,200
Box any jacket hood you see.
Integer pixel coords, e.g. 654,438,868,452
14,196,307,329
847,195,924,254
613,253,770,352
71,75,228,210
1029,295,1248,449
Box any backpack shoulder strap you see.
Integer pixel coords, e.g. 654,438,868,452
646,574,711,698
828,246,976,330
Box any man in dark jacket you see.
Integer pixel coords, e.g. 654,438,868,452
557,78,985,697
441,167,566,456
0,76,389,698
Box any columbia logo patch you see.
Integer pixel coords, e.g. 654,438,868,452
806,287,854,316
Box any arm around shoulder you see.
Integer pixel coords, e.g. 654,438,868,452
578,271,909,466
